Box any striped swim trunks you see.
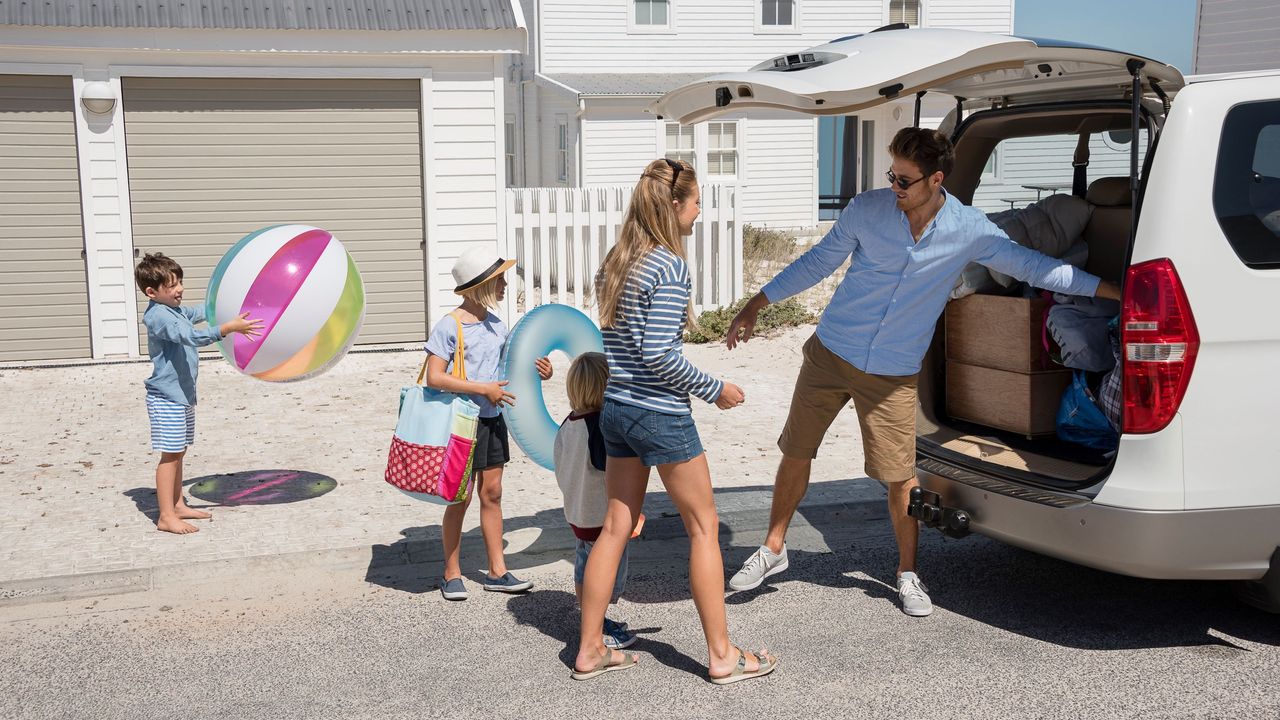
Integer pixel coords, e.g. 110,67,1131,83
146,393,195,452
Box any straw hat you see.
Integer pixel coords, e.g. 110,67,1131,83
452,247,515,293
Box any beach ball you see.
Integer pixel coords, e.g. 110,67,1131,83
206,224,365,382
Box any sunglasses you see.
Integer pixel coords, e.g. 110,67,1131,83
663,157,683,193
886,169,929,190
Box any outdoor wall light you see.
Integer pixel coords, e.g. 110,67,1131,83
80,81,117,114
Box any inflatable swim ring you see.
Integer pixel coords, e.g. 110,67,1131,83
503,304,604,471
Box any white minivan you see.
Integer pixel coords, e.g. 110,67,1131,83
655,27,1280,611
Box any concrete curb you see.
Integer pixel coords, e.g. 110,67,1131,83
0,498,889,607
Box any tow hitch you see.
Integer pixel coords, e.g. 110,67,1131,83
908,487,971,539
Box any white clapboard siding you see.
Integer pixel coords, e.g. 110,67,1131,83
926,0,1013,32
504,184,742,325
0,74,91,362
971,133,1149,214
535,0,906,74
741,117,817,228
1195,0,1280,74
581,116,659,186
538,87,579,186
429,64,506,325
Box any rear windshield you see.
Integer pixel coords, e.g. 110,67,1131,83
1213,100,1280,269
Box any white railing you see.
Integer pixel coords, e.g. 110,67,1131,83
502,184,744,325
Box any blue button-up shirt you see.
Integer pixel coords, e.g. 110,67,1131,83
143,301,222,406
761,188,1101,377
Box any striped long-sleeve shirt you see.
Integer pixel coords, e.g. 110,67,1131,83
601,247,723,414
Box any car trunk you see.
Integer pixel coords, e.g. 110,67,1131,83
916,103,1154,491
652,27,1186,492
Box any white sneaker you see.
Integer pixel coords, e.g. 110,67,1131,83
896,572,933,617
729,545,790,591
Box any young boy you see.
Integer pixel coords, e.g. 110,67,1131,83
553,352,638,649
135,253,260,534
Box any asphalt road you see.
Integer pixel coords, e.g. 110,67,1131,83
3,498,1278,720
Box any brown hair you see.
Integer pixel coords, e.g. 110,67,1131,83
595,158,698,330
566,352,608,413
134,252,183,293
888,127,954,178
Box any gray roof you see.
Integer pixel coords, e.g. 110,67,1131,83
0,0,522,31
541,73,712,97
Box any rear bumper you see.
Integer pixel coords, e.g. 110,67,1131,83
916,458,1280,580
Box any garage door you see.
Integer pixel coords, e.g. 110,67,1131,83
123,77,426,353
0,75,90,362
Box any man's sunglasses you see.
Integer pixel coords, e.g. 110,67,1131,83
886,169,929,190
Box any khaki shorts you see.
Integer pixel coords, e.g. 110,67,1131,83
777,334,919,482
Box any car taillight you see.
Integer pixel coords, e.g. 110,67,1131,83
1121,259,1199,434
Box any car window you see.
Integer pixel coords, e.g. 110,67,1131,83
971,129,1147,214
1213,100,1280,269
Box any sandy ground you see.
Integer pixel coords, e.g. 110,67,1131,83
0,323,868,584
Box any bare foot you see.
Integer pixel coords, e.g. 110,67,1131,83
156,516,199,535
175,504,212,520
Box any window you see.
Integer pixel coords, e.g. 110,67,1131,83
556,115,569,183
760,0,796,28
981,147,1000,180
706,122,738,177
504,115,517,186
819,116,857,220
971,128,1148,213
1213,100,1280,268
887,0,920,26
664,122,695,166
634,0,670,27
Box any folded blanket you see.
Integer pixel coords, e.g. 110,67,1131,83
951,194,1094,299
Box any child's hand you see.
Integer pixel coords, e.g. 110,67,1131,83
221,312,263,339
482,381,517,407
535,357,553,380
714,382,745,410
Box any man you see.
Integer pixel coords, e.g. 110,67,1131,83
725,127,1120,616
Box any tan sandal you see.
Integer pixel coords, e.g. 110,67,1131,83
709,647,778,685
570,648,639,681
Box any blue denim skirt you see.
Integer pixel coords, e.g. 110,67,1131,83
599,398,705,467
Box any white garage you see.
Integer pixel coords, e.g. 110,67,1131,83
0,0,524,361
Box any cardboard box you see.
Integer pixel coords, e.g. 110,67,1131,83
945,361,1071,437
945,294,1056,373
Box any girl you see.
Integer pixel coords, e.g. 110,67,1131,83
571,158,778,683
553,352,638,651
424,247,552,600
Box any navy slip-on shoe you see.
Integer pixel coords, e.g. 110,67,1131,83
440,577,468,601
481,572,533,593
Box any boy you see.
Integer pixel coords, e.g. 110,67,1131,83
136,253,260,534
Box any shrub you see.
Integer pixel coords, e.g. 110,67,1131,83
684,296,816,344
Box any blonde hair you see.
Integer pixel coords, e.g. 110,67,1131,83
596,158,698,330
456,275,502,310
566,352,608,413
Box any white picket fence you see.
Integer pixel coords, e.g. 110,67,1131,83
502,184,744,326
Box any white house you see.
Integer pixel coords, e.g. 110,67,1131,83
507,0,1016,229
1194,0,1280,74
0,0,524,362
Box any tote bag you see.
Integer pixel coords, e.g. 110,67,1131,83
384,314,480,504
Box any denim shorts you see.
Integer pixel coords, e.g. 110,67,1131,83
574,538,628,601
600,399,704,467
